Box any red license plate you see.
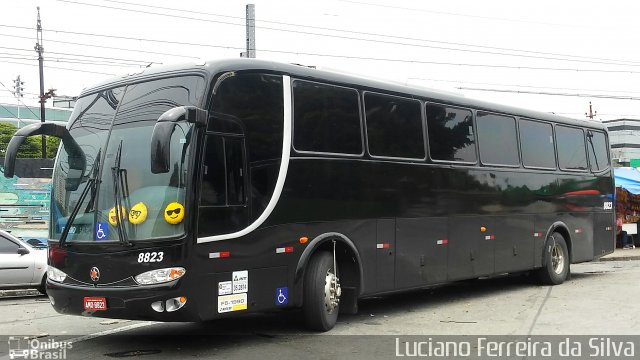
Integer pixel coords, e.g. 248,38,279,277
84,297,107,311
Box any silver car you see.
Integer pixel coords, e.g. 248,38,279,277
0,230,48,294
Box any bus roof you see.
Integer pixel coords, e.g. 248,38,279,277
79,58,607,131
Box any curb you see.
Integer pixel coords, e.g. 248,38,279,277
599,255,640,262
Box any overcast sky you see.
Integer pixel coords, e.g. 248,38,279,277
1,0,639,121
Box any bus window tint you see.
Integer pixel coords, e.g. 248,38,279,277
587,130,609,172
556,125,588,171
364,93,424,159
519,119,556,169
476,112,519,166
425,104,476,162
293,80,362,154
201,136,226,206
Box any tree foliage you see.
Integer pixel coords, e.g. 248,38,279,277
0,122,62,159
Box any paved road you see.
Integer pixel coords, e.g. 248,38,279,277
1,260,638,359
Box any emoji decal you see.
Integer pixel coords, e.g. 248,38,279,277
164,202,185,224
108,205,126,226
128,202,148,225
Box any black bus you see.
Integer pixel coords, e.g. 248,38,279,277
4,59,614,331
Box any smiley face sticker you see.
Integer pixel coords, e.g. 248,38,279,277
164,202,185,224
128,202,148,225
108,205,126,226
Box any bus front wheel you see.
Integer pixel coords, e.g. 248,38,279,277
537,232,570,285
303,251,341,331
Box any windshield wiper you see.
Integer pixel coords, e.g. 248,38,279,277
111,140,132,246
60,149,101,247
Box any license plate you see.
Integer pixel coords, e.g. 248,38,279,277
83,297,107,311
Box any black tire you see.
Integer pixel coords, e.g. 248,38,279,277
303,251,340,331
38,275,47,295
536,232,570,285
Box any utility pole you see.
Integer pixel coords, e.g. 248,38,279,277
245,4,256,58
585,101,597,120
35,6,46,158
12,75,24,128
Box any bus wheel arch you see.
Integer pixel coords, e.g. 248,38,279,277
296,233,363,327
544,222,573,263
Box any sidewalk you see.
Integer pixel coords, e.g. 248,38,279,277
600,247,640,261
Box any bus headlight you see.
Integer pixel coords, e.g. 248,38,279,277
47,267,67,283
134,267,186,285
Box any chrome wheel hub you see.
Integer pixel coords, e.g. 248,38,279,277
324,269,341,314
551,243,565,275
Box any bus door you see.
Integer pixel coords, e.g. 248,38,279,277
198,134,249,236
447,216,494,280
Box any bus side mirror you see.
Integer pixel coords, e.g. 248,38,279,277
151,106,206,174
3,122,86,180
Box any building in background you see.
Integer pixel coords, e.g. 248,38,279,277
603,119,640,167
0,104,71,128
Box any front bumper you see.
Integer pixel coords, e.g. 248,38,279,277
46,281,202,322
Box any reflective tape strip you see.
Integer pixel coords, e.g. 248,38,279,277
575,229,583,234
436,239,448,245
276,247,294,253
485,235,495,240
376,243,390,249
209,251,230,259
605,226,613,231
533,232,542,237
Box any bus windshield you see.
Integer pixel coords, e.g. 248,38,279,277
51,75,205,243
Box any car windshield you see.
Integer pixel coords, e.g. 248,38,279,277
50,75,205,243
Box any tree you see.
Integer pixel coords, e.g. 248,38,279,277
0,122,62,159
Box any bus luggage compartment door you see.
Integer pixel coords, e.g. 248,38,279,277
447,216,494,281
395,217,447,289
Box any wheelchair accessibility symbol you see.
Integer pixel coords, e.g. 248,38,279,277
95,222,108,241
276,287,288,306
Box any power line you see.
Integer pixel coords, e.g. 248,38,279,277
0,51,145,67
409,77,640,95
0,33,192,60
0,60,116,76
101,0,640,67
338,0,578,28
51,1,640,68
0,80,41,119
3,27,640,75
456,87,640,101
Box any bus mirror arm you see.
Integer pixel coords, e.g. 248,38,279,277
3,122,85,178
150,106,207,174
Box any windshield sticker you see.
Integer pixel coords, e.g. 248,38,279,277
164,202,185,224
128,202,148,225
108,205,127,226
95,222,108,241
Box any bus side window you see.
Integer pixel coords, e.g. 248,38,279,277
586,130,609,172
519,119,556,169
292,80,362,155
425,104,476,163
201,136,246,206
476,112,519,166
556,125,588,171
364,92,424,159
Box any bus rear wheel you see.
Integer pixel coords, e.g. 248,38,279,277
537,232,570,285
303,251,341,331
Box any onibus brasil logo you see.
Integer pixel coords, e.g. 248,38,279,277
8,337,72,359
